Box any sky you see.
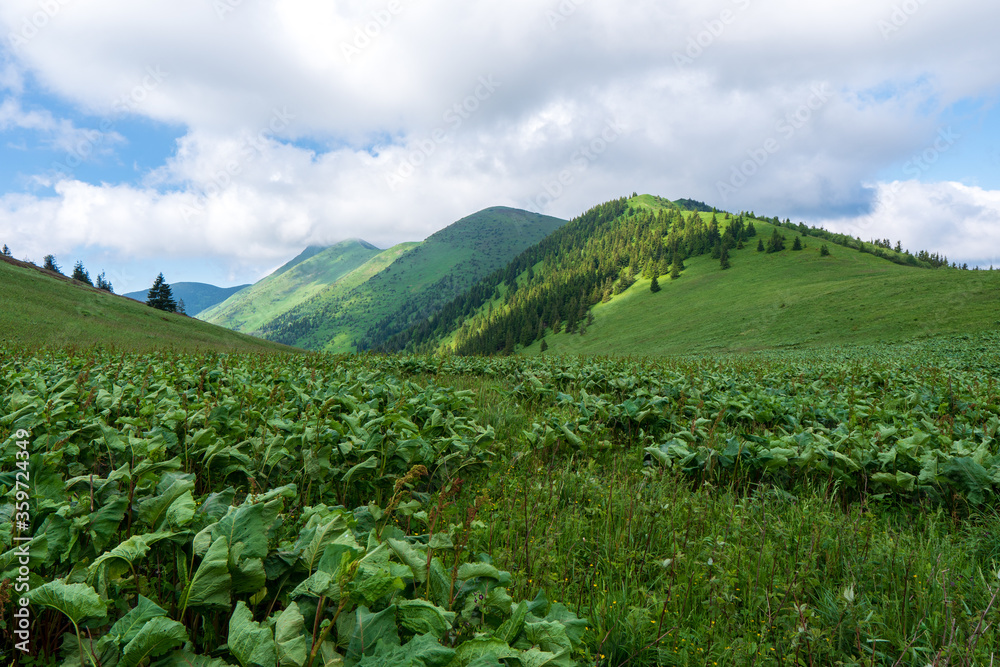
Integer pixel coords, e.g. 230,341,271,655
1,0,999,294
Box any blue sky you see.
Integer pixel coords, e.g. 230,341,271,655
1,0,999,297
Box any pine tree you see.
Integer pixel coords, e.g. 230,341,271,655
766,229,786,253
670,259,681,280
746,221,757,237
1,244,10,257
540,339,549,353
757,238,765,252
72,261,93,285
146,273,177,312
95,272,114,292
43,255,62,274
720,246,731,270
792,236,803,251
650,274,661,292
820,244,830,257
177,298,187,315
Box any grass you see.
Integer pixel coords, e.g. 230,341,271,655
0,256,294,353
526,220,1000,358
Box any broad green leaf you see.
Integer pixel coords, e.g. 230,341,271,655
183,536,231,611
494,601,527,644
342,455,379,484
107,595,167,646
457,563,501,581
121,617,189,667
386,538,427,583
275,602,309,667
229,602,277,667
941,456,992,505
354,634,454,667
396,599,456,639
89,531,175,582
447,638,519,667
345,605,399,664
166,490,197,529
28,580,106,625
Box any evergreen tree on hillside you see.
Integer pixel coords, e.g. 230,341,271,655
146,273,177,312
720,246,731,270
670,258,681,280
72,261,93,286
177,299,187,315
540,339,549,353
757,238,765,252
746,221,757,237
766,229,786,253
792,236,803,251
95,272,114,292
650,274,661,292
820,244,830,257
43,255,62,274
2,244,10,257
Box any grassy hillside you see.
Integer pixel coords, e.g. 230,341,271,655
259,207,567,352
527,217,1000,357
198,239,382,332
0,256,294,353
123,281,251,315
389,194,998,357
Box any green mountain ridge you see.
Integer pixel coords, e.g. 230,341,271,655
257,206,568,352
198,238,384,333
0,256,291,353
382,194,1000,357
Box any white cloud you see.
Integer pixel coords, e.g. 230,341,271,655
0,0,998,279
820,180,1000,268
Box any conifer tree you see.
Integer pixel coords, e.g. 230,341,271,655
146,273,178,312
650,274,661,292
757,238,765,252
1,244,10,257
792,236,803,251
670,258,681,280
95,272,114,292
72,261,93,285
820,244,830,257
720,246,731,270
43,255,62,274
540,339,549,353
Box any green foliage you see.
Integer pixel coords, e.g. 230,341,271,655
820,243,830,256
43,254,62,274
649,275,661,293
792,235,803,251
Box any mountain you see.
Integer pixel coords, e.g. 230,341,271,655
257,207,568,352
0,256,292,353
124,282,251,315
198,239,383,332
382,194,1000,356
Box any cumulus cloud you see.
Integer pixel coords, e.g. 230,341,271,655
820,180,1000,268
0,0,998,287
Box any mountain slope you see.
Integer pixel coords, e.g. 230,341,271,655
0,256,293,353
385,194,1000,357
258,207,568,352
198,239,382,333
124,282,251,315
